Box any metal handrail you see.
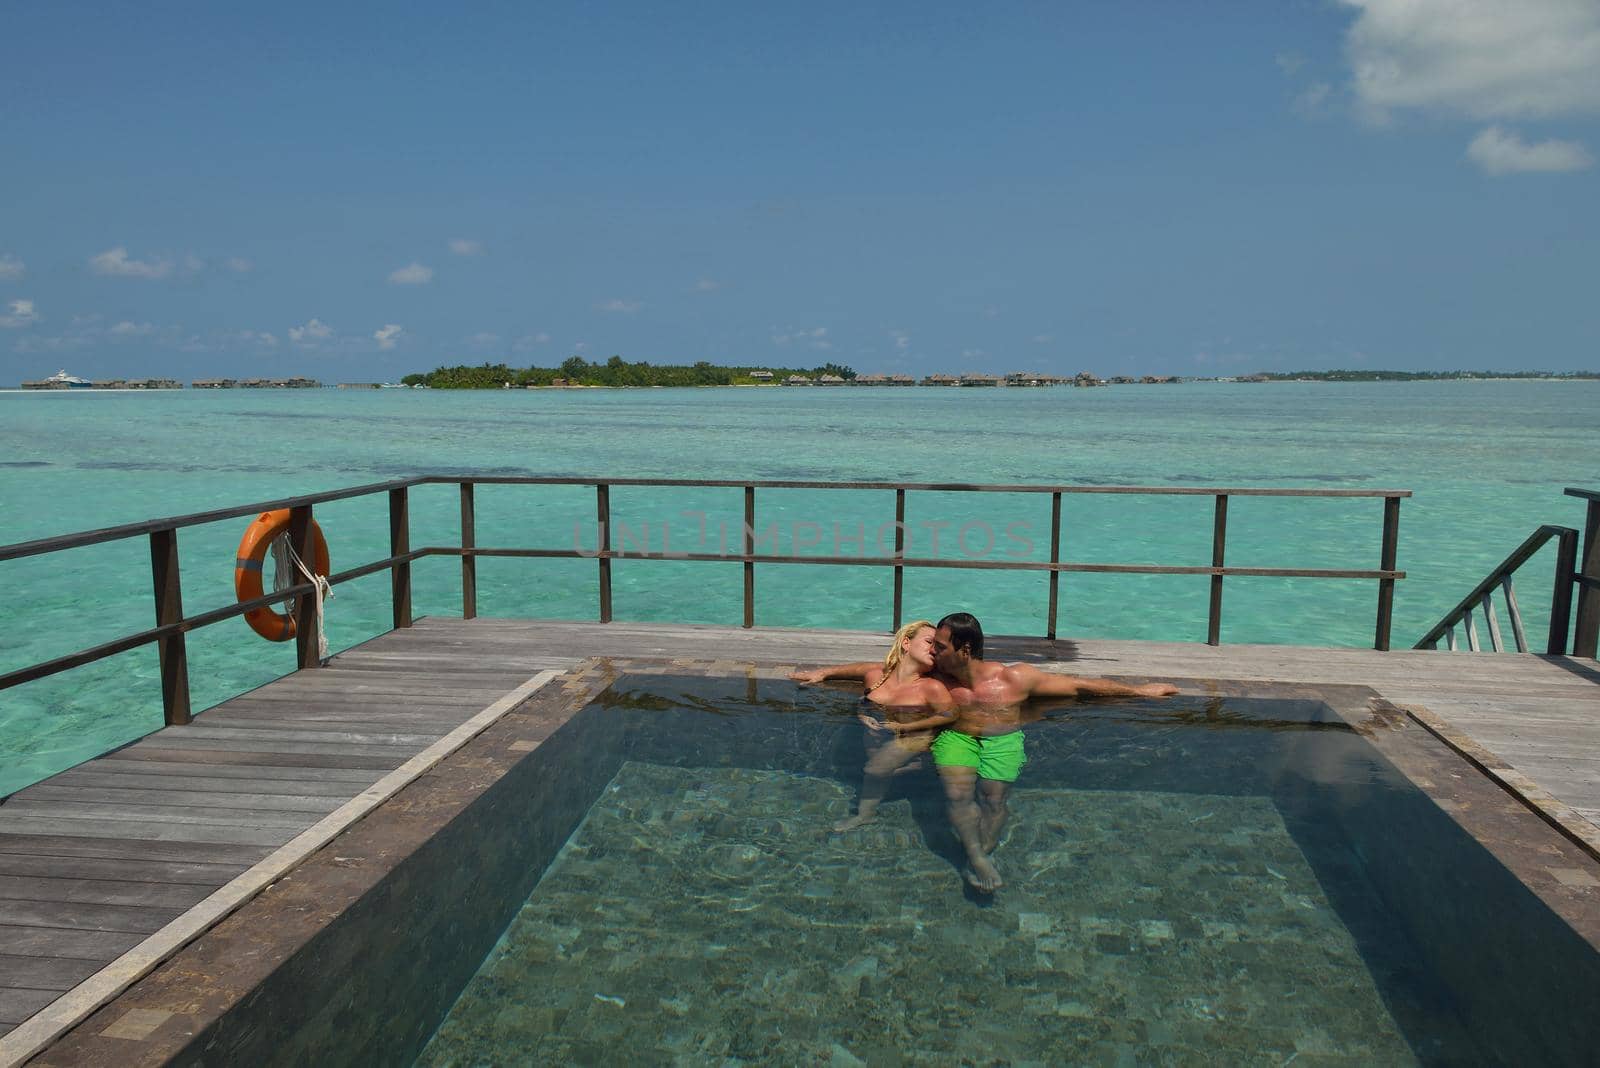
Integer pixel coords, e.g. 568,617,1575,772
1,476,1411,730
1414,525,1578,654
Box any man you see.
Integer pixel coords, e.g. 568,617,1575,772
930,612,1178,893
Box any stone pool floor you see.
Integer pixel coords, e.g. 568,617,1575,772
416,762,1422,1066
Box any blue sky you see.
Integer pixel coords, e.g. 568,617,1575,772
2,0,1597,381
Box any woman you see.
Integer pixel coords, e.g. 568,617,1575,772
790,619,956,831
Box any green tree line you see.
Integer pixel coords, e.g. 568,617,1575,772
402,356,857,389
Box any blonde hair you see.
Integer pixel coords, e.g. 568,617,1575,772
882,619,934,676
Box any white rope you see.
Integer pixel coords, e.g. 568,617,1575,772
269,533,333,660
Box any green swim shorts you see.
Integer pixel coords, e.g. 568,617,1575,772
930,730,1026,782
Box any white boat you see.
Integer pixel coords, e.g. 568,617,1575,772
45,369,94,388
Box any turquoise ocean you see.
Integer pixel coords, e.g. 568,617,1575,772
2,381,1594,795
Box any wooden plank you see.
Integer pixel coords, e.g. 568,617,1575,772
199,712,476,732
0,854,246,886
0,898,183,934
209,689,490,707
0,988,61,1027
0,955,103,992
14,786,347,814
126,735,422,758
0,875,215,910
0,926,145,961
0,817,297,848
2,800,321,829
168,724,443,746
103,746,405,769
0,834,267,866
48,760,380,784
38,771,362,798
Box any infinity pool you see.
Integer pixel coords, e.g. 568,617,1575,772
402,674,1596,1066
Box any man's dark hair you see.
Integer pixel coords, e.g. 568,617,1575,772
937,612,984,660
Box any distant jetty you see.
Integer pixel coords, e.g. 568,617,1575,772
18,373,324,390
191,377,322,389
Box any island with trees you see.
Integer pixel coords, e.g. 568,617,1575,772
402,357,857,389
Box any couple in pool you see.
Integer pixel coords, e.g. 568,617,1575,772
790,612,1177,893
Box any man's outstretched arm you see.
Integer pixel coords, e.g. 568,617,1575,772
1012,664,1178,699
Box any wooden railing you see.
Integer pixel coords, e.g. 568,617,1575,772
1413,488,1600,657
0,476,1410,729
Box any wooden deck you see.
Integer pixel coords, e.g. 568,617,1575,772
1,616,1597,1059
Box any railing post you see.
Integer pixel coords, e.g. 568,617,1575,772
596,484,612,623
743,486,755,628
1501,576,1527,654
1207,494,1228,646
389,486,412,629
287,505,320,669
459,482,477,620
1375,496,1401,651
892,489,906,633
1046,492,1062,640
1548,527,1578,655
1574,498,1600,659
148,528,191,726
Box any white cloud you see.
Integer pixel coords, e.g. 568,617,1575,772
468,332,501,345
109,320,155,337
594,298,642,314
388,262,434,285
226,257,254,273
0,254,23,281
889,329,911,351
373,323,405,350
1,299,38,328
513,332,551,351
1275,51,1308,76
449,239,483,256
693,278,721,292
183,253,205,272
1341,0,1600,122
89,246,173,279
1031,334,1054,344
1467,125,1594,173
289,317,334,344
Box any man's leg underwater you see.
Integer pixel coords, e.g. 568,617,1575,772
938,764,1002,892
977,777,1011,857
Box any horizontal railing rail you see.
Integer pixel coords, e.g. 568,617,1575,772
0,476,1412,732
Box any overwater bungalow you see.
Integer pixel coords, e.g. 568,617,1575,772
192,378,238,389
959,373,1002,387
921,373,959,386
782,374,813,386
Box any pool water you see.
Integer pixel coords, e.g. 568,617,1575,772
412,675,1596,1066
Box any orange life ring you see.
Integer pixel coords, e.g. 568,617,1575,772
234,510,331,642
